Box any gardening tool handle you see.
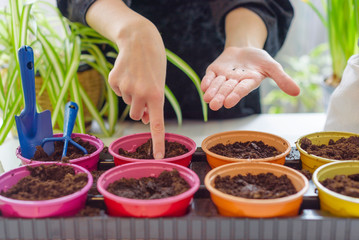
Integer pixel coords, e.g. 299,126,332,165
63,101,78,138
18,46,36,117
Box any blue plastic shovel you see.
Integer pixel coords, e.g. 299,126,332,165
41,101,87,159
15,46,54,159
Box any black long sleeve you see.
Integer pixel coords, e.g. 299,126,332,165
210,0,293,56
56,0,294,120
57,0,293,57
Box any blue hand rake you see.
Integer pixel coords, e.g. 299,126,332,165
41,101,88,158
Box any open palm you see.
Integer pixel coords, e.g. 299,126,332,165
201,47,300,111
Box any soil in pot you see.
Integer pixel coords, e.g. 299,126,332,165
321,174,359,198
209,141,282,159
106,169,190,199
88,170,106,195
118,139,188,159
214,173,297,199
0,164,88,200
300,136,359,160
33,137,97,162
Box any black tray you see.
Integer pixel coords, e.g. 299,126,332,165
1,148,359,240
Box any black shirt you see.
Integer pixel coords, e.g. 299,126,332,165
57,0,294,120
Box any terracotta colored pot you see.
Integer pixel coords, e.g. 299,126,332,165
109,132,196,167
97,162,200,217
204,162,309,218
201,130,291,169
16,133,104,171
313,161,359,217
0,162,93,218
296,131,359,173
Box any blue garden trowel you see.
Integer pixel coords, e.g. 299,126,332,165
41,101,87,159
15,46,54,159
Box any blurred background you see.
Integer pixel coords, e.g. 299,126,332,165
0,0,331,115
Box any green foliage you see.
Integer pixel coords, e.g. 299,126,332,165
0,0,207,144
263,44,331,113
303,0,359,85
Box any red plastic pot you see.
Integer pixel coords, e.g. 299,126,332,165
0,162,93,218
108,132,196,167
16,133,104,171
97,162,200,217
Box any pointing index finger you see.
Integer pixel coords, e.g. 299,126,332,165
148,101,165,159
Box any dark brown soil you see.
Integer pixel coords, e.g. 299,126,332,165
32,137,97,162
0,164,88,200
118,139,189,159
321,174,359,197
107,169,190,199
298,169,312,180
209,141,282,159
88,170,106,195
300,136,359,160
214,173,297,199
77,206,101,216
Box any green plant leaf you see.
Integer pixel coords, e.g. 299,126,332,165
51,36,81,126
165,49,208,122
0,92,21,144
79,84,110,136
164,85,182,125
19,3,31,46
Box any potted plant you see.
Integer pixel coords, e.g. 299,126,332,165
303,0,359,87
0,0,207,144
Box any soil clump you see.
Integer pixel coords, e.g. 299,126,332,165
118,139,188,159
107,169,190,199
77,206,101,216
209,141,281,159
300,136,359,160
32,137,97,162
1,164,88,200
88,170,106,195
298,169,312,180
214,173,297,199
321,174,359,197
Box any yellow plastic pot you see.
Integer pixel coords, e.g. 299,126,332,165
204,162,309,218
313,161,359,217
201,131,291,169
296,131,359,173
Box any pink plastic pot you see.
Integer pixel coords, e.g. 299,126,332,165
109,132,197,167
16,133,104,171
0,162,93,218
97,162,200,217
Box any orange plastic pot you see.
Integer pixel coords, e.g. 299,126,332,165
201,130,291,169
204,162,309,218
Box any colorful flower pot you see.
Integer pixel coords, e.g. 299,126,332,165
0,162,93,218
296,131,359,173
16,133,104,171
204,162,309,218
201,130,291,169
109,132,196,167
313,161,359,217
97,162,200,217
